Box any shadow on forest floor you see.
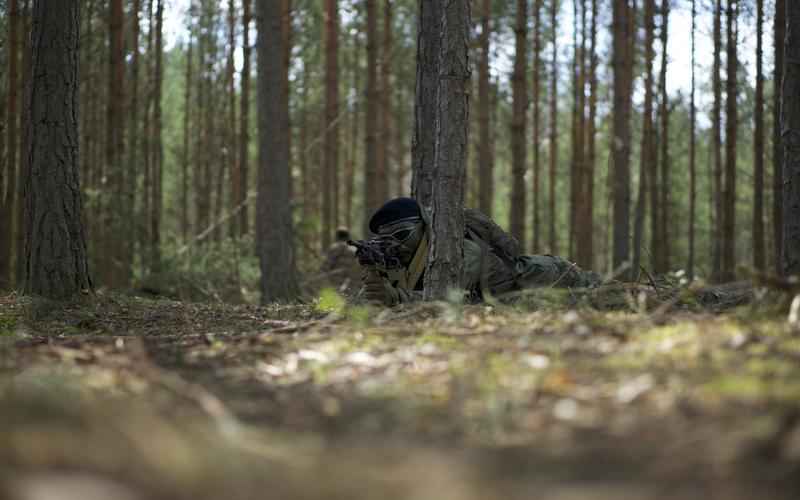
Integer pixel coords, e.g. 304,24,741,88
1,287,799,500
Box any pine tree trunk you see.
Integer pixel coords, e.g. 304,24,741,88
574,0,592,269
583,0,597,269
364,0,381,231
773,0,785,275
240,0,252,236
256,0,299,302
634,0,656,278
102,0,126,287
712,0,723,281
182,30,193,244
16,0,31,286
381,0,393,202
753,0,765,272
323,0,339,249
688,0,697,279
658,0,670,273
478,0,493,217
143,0,154,253
411,0,442,214
722,0,738,282
510,0,528,250
423,0,470,301
226,0,239,239
129,0,143,242
532,0,542,254
151,0,164,273
783,0,800,276
1,0,20,289
611,0,634,276
549,0,559,255
345,43,361,229
24,0,92,299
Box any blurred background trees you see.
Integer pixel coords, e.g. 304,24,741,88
0,0,794,301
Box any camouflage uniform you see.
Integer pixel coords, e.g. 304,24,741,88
360,198,600,306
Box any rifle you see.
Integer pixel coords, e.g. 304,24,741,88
347,239,403,271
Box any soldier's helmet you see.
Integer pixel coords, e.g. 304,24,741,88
335,227,350,242
369,198,426,267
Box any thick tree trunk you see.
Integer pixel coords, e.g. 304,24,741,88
478,0,493,217
722,0,738,282
1,0,20,289
532,0,542,253
411,0,442,214
423,0,470,301
510,0,528,250
783,0,800,276
753,0,765,272
611,0,634,277
549,0,559,255
323,0,339,248
256,0,299,302
774,0,785,275
240,0,252,235
24,0,92,299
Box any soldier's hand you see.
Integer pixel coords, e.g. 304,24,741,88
362,268,399,306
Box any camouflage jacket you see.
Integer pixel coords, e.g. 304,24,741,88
365,209,600,305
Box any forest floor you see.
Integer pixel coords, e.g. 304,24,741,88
1,286,800,500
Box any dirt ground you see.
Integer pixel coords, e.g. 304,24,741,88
1,288,799,500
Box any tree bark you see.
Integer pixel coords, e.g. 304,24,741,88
657,0,670,273
549,0,559,255
182,27,193,244
1,0,20,289
151,0,164,272
634,0,656,278
226,0,239,239
774,0,785,275
582,0,597,269
423,0,470,301
611,0,634,277
753,0,765,273
24,0,92,299
722,0,738,282
256,0,299,302
102,0,127,287
478,0,493,217
783,0,800,276
510,0,528,250
323,0,339,248
364,0,381,232
712,0,723,281
411,0,442,214
381,0,393,201
688,0,696,280
240,0,252,235
532,0,542,253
